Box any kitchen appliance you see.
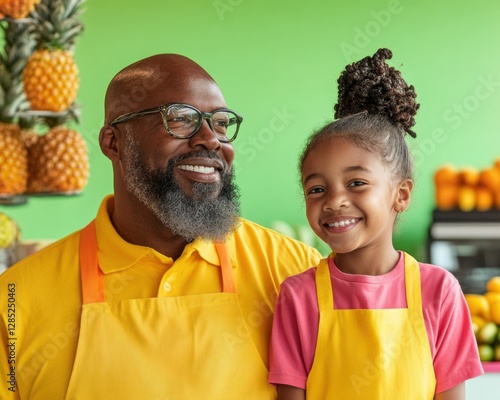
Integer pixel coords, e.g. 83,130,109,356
426,209,500,294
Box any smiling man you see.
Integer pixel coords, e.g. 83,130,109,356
0,54,321,399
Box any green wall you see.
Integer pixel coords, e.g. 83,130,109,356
2,0,500,259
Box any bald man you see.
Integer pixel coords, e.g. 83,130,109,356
0,54,321,399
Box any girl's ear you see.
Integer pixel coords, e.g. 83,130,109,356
394,179,413,212
99,125,121,162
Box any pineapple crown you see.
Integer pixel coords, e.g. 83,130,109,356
0,20,36,124
31,0,85,51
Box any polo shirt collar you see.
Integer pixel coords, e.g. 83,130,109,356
93,195,237,274
189,238,237,269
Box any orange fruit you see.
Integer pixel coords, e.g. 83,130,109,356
479,168,500,193
494,158,500,171
475,186,494,211
435,184,459,210
485,291,500,305
464,293,490,320
434,165,460,186
494,190,500,209
459,167,480,186
486,276,500,293
458,186,476,212
490,301,500,325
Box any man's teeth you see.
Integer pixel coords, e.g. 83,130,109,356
178,165,215,174
328,219,357,228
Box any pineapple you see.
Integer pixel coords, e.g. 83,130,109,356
20,127,39,149
0,211,18,249
28,125,89,193
0,123,28,194
22,0,84,112
0,0,40,19
0,12,34,195
23,49,79,111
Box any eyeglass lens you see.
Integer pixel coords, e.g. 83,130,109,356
166,105,238,141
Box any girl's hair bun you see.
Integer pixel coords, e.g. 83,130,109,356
334,48,419,138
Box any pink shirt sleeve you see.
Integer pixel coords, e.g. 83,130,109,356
268,256,484,393
419,263,483,393
268,269,318,388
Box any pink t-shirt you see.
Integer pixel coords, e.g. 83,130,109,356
268,252,484,394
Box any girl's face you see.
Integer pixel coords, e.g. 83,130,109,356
301,137,411,256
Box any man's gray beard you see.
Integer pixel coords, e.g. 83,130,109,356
123,133,240,242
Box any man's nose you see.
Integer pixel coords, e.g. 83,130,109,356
188,119,221,151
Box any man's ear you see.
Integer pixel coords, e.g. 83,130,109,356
394,179,413,212
99,125,120,161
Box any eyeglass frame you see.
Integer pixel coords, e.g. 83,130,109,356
109,102,243,143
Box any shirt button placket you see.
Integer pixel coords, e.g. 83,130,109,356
163,281,172,292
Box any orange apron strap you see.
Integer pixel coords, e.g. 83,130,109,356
79,220,105,304
315,258,334,311
214,242,236,293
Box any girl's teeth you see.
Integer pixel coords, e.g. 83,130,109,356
328,219,357,228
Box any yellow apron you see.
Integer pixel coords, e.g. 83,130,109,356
306,253,436,399
65,221,275,399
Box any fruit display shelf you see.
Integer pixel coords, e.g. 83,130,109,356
0,16,35,24
430,209,500,240
0,191,82,206
427,209,500,294
432,208,500,223
15,110,74,118
0,194,28,205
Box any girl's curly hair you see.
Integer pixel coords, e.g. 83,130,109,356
299,48,419,183
334,48,419,138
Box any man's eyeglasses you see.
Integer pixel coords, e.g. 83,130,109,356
110,103,243,143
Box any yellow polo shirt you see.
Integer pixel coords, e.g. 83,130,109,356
0,195,321,399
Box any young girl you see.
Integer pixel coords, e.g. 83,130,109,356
268,49,483,400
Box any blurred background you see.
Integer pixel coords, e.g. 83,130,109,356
2,0,500,260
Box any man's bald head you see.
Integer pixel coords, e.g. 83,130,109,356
104,54,217,124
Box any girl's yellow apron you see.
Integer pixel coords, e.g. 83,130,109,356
306,254,436,399
65,221,275,399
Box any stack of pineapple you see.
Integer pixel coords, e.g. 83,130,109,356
0,4,33,195
465,276,500,362
0,0,89,196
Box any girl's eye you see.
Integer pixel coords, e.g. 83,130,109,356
348,180,366,187
306,187,325,196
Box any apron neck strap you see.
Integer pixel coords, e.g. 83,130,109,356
315,253,423,311
79,221,236,304
215,242,236,293
402,252,422,311
315,258,334,312
80,221,105,304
